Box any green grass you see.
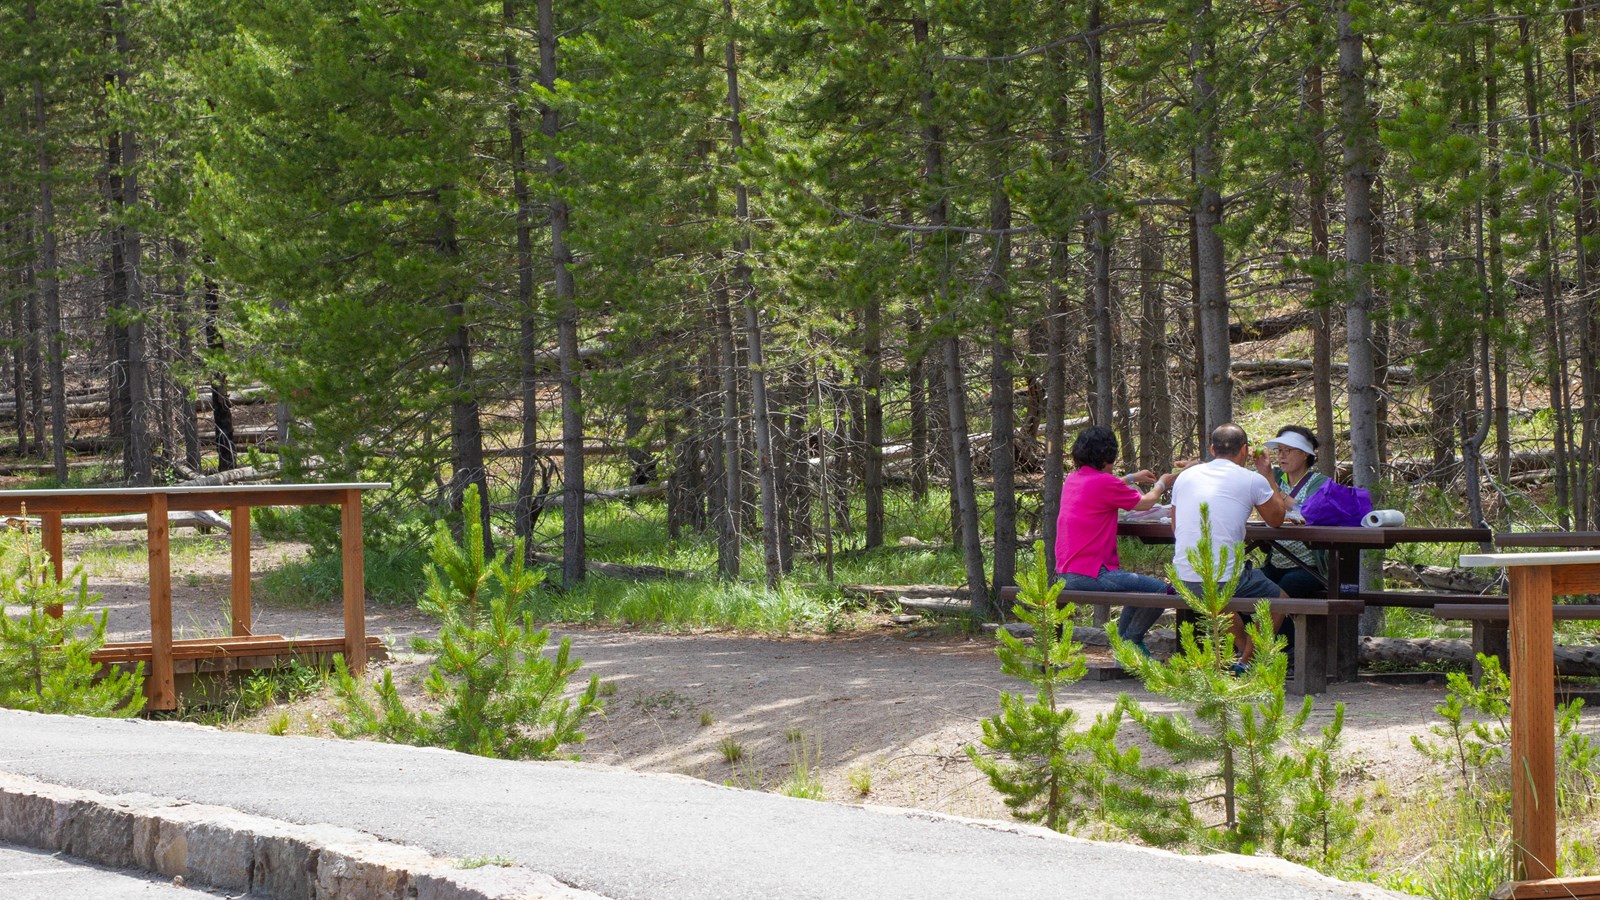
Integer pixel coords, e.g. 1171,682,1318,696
257,543,428,607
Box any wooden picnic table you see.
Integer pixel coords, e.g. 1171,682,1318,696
0,483,387,711
1118,521,1494,682
1459,549,1600,886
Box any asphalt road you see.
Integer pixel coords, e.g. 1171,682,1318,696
0,843,207,899
0,710,1404,900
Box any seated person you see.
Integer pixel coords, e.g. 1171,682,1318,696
1055,426,1177,655
1258,425,1329,599
1169,423,1289,662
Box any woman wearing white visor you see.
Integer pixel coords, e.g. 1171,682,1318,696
1258,425,1329,598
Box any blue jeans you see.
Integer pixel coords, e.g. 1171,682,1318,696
1060,567,1171,644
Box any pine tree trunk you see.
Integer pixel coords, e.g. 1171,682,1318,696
713,276,742,579
1485,14,1511,496
987,19,1016,592
1042,239,1068,561
507,0,541,560
1306,61,1337,479
201,274,235,472
1138,216,1170,473
1192,0,1231,435
105,130,129,453
22,242,43,456
908,311,929,500
437,202,492,555
1340,1,1380,497
27,10,66,482
173,250,201,472
117,17,152,485
725,1,783,587
863,291,885,549
1088,0,1115,429
1567,9,1599,529
1524,19,1572,527
537,0,583,581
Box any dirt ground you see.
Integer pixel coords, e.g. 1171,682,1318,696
62,528,1462,826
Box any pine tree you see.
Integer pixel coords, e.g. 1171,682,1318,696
966,542,1127,830
0,512,145,716
1106,508,1352,857
333,486,601,760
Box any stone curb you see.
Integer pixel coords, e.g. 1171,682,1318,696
0,772,609,900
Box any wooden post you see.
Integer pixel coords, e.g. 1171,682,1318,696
1508,564,1557,880
230,506,252,636
147,493,177,711
41,511,64,617
341,489,366,672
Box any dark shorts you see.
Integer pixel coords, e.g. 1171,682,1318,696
1182,567,1281,602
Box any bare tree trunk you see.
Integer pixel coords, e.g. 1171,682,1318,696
863,291,885,548
987,16,1016,592
116,15,152,485
1525,20,1572,526
536,0,583,581
1340,0,1379,496
440,214,492,554
1485,13,1511,496
714,278,742,579
1088,0,1115,429
1192,0,1231,435
908,311,929,500
1307,61,1338,478
725,1,782,587
1137,216,1169,472
21,240,43,456
8,261,24,452
201,274,234,471
28,5,66,482
172,249,201,472
506,0,540,560
1568,8,1599,530
1042,239,1068,561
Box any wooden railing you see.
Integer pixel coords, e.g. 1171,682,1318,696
0,483,386,711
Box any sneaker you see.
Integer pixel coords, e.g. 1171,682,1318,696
1132,640,1152,658
1228,660,1248,677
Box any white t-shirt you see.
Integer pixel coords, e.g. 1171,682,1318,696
1170,458,1274,582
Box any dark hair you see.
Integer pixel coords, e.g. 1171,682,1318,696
1209,423,1247,458
1071,426,1119,470
1275,424,1319,465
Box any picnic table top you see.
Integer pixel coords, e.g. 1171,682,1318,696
1118,520,1492,547
1461,550,1600,568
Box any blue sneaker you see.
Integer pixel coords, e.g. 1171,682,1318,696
1228,660,1248,677
1132,640,1151,658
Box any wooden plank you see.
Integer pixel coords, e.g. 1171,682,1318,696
231,506,252,636
1552,566,1600,596
1290,614,1328,695
1492,875,1600,899
341,489,367,673
41,511,64,618
1496,532,1600,550
1464,550,1600,568
1508,565,1558,881
146,494,177,712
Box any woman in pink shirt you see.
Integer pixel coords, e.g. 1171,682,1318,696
1055,427,1175,653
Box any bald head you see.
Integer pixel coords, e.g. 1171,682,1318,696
1210,423,1248,460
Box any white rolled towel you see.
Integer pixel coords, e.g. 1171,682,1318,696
1362,509,1406,527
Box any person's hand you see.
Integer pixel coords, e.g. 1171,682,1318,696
1128,469,1158,486
1252,449,1274,479
1173,458,1198,471
1159,471,1178,490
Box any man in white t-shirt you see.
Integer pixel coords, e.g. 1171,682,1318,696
1170,424,1291,655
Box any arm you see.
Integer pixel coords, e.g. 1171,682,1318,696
1130,471,1176,512
1250,452,1290,526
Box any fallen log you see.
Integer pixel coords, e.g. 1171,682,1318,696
1231,359,1416,381
1382,561,1498,594
1360,636,1600,676
490,483,664,513
527,553,697,580
1229,310,1316,344
4,510,231,533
